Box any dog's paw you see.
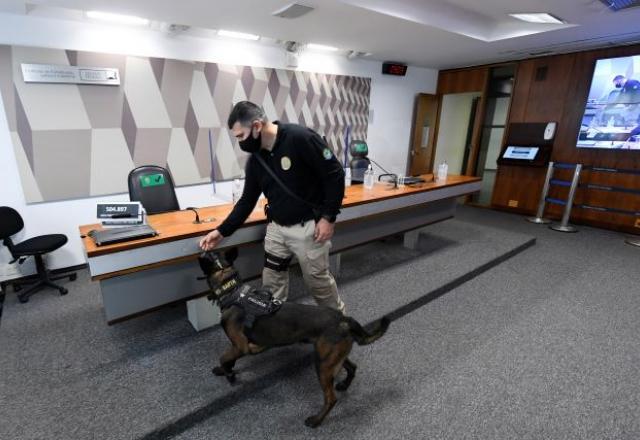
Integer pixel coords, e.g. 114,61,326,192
304,416,322,428
212,366,237,384
211,366,226,376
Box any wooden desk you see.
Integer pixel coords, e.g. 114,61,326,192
80,175,481,323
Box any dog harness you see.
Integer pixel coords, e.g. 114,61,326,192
210,272,282,328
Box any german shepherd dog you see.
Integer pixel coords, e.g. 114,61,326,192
198,249,390,428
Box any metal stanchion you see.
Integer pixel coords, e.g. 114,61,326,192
625,237,640,247
550,164,582,233
527,161,554,224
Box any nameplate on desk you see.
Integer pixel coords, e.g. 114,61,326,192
97,202,141,219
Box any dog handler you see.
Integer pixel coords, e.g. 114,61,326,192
199,101,346,313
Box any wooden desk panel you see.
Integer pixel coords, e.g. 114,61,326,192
80,174,478,257
79,175,481,323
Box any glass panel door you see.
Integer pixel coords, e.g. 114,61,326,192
471,65,515,205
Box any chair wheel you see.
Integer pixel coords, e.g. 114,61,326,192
69,274,77,281
13,284,22,292
59,288,68,296
18,294,29,303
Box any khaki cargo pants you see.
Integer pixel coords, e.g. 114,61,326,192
262,219,345,314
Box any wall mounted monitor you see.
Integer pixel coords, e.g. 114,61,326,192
577,54,640,150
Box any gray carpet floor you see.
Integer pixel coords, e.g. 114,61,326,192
2,206,639,439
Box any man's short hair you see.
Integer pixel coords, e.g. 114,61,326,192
227,101,267,129
613,75,626,82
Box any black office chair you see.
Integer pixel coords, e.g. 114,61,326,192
0,206,76,303
128,165,180,215
349,139,371,183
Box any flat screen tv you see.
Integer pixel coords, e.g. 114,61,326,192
577,54,640,150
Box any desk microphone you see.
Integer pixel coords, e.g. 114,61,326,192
186,207,202,224
368,158,392,175
367,158,399,188
186,207,215,224
369,158,431,187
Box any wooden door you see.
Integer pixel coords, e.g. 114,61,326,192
409,93,440,175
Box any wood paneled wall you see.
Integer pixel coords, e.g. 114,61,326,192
474,45,640,234
437,67,489,95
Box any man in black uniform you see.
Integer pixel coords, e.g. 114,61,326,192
612,75,640,105
199,101,346,313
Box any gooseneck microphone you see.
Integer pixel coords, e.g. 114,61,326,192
186,207,201,224
186,207,215,224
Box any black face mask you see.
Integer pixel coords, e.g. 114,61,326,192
239,127,262,153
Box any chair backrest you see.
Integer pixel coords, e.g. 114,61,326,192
0,207,24,240
127,166,180,215
350,139,369,158
0,207,24,257
350,157,371,182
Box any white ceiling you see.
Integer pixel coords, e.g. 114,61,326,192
4,0,640,69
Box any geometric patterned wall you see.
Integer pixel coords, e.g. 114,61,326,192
0,45,370,203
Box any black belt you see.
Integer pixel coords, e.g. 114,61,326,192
272,213,315,227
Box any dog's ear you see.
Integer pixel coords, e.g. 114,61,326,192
224,247,239,264
198,252,214,275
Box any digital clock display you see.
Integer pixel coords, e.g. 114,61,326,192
382,62,408,76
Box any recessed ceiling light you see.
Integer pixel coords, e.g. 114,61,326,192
307,43,339,51
217,30,260,41
509,13,566,24
86,11,150,26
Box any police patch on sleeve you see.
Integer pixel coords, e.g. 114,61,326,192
322,148,333,160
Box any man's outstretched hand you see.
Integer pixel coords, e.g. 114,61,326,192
200,229,223,251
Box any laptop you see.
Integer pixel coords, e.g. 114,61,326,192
88,225,157,246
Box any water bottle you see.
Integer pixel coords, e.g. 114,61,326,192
344,167,352,187
437,161,448,182
232,178,243,204
364,164,374,189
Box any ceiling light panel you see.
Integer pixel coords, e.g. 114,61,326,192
86,11,149,26
509,13,566,24
217,30,260,40
307,43,339,51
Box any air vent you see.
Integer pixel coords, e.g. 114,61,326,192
272,3,315,19
599,0,640,11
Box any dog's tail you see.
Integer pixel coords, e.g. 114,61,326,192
345,316,390,346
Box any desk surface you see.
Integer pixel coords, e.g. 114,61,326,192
79,174,480,258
